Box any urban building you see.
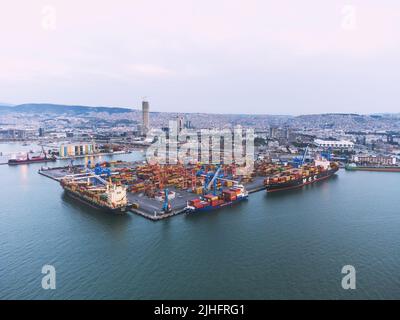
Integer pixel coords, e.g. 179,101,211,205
314,139,354,149
269,126,278,138
352,155,397,165
59,143,96,157
0,129,26,139
142,100,149,135
177,116,184,133
38,127,45,137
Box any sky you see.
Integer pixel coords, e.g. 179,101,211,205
0,0,399,115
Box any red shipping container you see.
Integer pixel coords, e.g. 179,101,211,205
213,200,220,206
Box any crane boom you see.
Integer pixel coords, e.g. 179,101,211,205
67,173,109,185
206,166,221,190
301,145,309,165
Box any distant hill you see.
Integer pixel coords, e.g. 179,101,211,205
0,102,14,107
286,112,400,130
1,103,133,115
0,105,13,113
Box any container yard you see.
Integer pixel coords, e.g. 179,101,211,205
39,158,339,220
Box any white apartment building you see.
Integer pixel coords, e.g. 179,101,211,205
314,139,354,149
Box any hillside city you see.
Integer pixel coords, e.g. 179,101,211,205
1,102,400,164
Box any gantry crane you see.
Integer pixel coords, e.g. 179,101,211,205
162,188,172,213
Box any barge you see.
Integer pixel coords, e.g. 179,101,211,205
345,163,400,172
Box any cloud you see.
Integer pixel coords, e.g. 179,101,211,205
126,64,174,77
1,0,400,114
0,57,70,82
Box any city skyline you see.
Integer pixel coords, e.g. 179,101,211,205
2,0,400,305
2,101,400,117
1,0,400,115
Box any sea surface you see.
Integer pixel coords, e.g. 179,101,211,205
1,143,400,299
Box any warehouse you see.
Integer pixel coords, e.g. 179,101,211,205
314,139,354,149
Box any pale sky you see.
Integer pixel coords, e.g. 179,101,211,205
1,0,399,114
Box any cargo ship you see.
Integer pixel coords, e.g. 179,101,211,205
61,177,129,214
345,163,400,172
185,184,248,213
264,159,339,192
8,148,56,165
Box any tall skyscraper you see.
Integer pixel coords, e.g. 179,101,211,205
177,116,184,133
38,127,45,137
142,100,149,135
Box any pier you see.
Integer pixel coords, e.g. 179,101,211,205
38,162,270,221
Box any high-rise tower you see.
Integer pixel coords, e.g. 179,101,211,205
142,100,149,135
177,116,184,133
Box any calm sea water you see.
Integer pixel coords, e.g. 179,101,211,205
1,143,400,299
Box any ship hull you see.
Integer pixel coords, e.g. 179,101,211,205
63,188,128,214
345,165,400,172
266,167,338,193
8,158,56,165
186,195,248,213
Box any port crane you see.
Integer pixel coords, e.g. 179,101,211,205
292,145,309,167
321,147,332,161
197,166,221,194
197,166,239,195
65,172,110,186
64,162,113,186
301,145,309,165
161,188,172,213
206,166,222,190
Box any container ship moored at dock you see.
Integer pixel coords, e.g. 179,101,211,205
8,151,56,165
60,176,130,214
265,159,339,192
185,185,249,213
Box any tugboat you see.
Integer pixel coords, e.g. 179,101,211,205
8,147,56,165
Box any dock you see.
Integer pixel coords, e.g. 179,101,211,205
38,165,82,181
129,206,187,221
38,162,270,221
56,150,131,160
